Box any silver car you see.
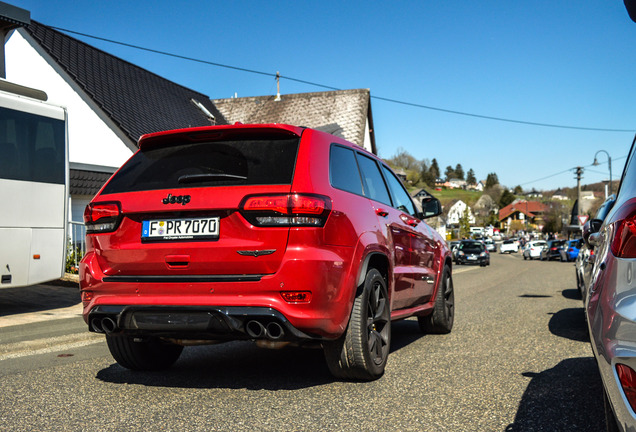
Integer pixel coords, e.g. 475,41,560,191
585,143,636,430
522,240,546,260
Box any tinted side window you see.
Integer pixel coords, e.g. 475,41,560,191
102,138,299,194
0,106,65,184
356,154,391,205
330,145,363,195
381,165,416,215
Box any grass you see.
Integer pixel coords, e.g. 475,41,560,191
411,187,483,208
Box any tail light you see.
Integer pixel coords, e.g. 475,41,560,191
84,202,122,233
240,194,331,227
611,203,636,258
617,364,636,413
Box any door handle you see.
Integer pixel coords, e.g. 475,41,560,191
400,214,419,227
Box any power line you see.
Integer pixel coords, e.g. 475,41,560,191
50,25,636,134
519,154,628,187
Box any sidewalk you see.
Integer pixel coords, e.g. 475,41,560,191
0,274,81,319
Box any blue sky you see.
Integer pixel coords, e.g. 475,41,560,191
12,1,636,191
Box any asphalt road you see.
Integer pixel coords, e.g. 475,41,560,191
0,253,602,431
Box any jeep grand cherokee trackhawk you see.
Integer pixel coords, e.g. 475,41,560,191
80,124,454,380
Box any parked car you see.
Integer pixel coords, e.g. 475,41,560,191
585,135,636,429
484,238,496,252
576,196,615,302
455,240,490,266
575,242,594,300
539,240,567,261
500,239,519,253
79,123,454,381
561,239,583,262
522,240,547,260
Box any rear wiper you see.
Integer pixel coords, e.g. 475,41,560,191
177,173,247,184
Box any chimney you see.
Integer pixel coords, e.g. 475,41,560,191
0,2,30,79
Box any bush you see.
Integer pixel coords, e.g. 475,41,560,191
65,240,83,274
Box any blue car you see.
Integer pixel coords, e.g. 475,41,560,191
565,239,583,261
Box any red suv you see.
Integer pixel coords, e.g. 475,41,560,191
80,124,454,380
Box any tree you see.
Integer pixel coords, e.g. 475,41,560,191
444,165,456,181
385,148,423,186
429,158,440,179
386,148,419,172
485,173,499,189
455,164,465,180
513,185,523,195
466,169,477,186
499,189,516,208
542,202,567,234
459,208,471,239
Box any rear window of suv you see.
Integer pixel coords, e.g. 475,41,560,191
101,138,299,194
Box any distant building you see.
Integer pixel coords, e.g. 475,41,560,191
467,180,484,192
551,189,568,200
498,200,547,227
411,188,434,201
443,178,467,189
446,200,475,225
525,189,543,199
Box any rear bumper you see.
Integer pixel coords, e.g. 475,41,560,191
456,256,488,265
79,246,358,340
88,305,316,341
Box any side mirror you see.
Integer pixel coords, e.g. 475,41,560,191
583,219,603,246
420,197,442,219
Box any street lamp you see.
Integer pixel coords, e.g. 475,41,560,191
592,150,612,196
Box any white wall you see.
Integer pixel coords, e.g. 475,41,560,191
448,201,476,225
5,30,134,170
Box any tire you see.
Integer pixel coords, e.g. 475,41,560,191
524,255,527,260
324,268,391,381
418,266,454,334
106,334,184,371
576,271,584,297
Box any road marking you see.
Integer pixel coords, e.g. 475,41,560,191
453,266,482,274
0,303,84,328
0,332,103,361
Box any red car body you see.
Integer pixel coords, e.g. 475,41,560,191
79,124,453,379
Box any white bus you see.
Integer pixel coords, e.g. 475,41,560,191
0,80,68,288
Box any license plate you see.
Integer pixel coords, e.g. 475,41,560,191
468,256,477,260
142,217,219,242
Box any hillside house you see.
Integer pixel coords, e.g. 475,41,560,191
446,200,475,226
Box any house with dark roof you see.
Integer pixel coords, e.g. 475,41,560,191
411,188,434,202
213,88,377,154
4,19,227,223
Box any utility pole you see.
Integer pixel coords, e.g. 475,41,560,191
575,167,584,225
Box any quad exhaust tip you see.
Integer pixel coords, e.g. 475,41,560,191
90,316,119,334
245,320,285,340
